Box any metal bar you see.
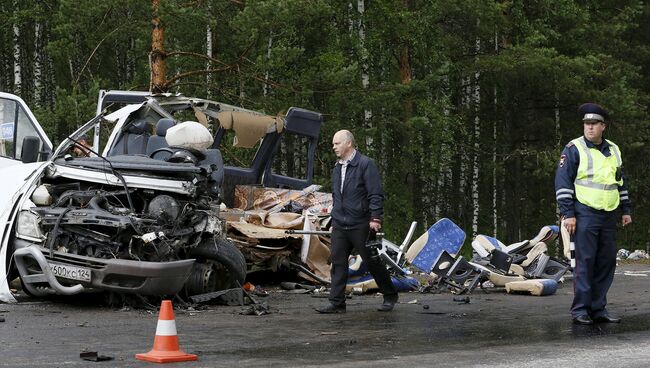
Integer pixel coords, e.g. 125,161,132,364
289,262,331,285
285,229,384,237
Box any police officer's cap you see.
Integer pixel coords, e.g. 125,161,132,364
578,103,608,122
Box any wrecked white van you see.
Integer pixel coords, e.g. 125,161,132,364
0,91,322,303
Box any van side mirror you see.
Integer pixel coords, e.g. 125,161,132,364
21,136,41,163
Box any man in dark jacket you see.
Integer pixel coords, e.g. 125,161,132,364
316,130,398,314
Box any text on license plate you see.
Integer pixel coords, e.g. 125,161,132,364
48,262,91,282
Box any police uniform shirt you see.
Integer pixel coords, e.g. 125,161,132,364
555,137,632,218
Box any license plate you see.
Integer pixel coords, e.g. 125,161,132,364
48,262,91,282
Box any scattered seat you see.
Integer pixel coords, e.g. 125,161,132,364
405,218,466,273
470,225,569,283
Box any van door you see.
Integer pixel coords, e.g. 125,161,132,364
0,92,52,169
263,107,323,189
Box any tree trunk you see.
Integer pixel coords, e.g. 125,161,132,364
206,15,213,97
357,0,373,149
68,58,74,82
43,16,54,107
471,80,480,238
554,88,561,256
263,33,273,96
492,31,498,237
13,22,21,95
399,0,416,224
471,39,481,238
239,72,245,105
150,0,167,93
492,86,497,237
459,76,471,220
34,22,42,105
436,76,452,220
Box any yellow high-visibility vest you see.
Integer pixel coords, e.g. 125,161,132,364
572,137,623,211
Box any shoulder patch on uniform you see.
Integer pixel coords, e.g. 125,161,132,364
559,154,567,168
565,141,574,148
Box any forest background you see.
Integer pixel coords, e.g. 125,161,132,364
1,0,648,255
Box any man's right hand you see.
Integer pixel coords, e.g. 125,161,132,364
563,217,576,235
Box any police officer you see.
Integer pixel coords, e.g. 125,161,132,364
315,130,398,313
555,103,632,325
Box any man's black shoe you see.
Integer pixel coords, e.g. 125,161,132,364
593,314,621,323
315,303,346,314
377,295,398,312
572,315,594,325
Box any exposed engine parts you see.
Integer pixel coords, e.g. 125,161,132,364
148,194,181,223
32,185,224,263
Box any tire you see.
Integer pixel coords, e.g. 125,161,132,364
183,238,247,296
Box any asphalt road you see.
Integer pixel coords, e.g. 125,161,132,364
2,263,650,367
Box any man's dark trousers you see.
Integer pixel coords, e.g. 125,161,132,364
571,202,617,318
329,224,397,307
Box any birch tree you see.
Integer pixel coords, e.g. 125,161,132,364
471,55,480,238
33,22,42,104
12,3,21,95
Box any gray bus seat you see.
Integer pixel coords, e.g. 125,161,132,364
108,119,151,156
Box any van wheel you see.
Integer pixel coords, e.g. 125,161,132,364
183,238,247,296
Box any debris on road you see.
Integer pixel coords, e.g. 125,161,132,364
453,296,470,304
80,352,113,362
280,282,317,293
469,225,569,287
190,288,244,305
280,282,316,291
623,249,649,261
240,302,271,316
505,279,558,296
617,249,631,260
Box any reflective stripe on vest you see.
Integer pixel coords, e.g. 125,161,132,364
572,137,622,211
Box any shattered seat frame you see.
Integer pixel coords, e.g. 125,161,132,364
398,218,486,294
430,250,488,294
376,221,418,275
470,226,570,285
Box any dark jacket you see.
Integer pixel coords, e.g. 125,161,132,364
331,151,384,229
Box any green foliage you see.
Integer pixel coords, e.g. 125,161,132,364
32,84,100,144
2,0,649,249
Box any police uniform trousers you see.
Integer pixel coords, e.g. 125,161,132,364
328,224,397,307
571,201,618,318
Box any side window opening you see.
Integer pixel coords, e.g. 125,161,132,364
15,105,43,160
0,98,17,158
219,129,261,168
273,134,309,180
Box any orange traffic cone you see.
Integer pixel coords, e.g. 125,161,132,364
135,300,198,363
